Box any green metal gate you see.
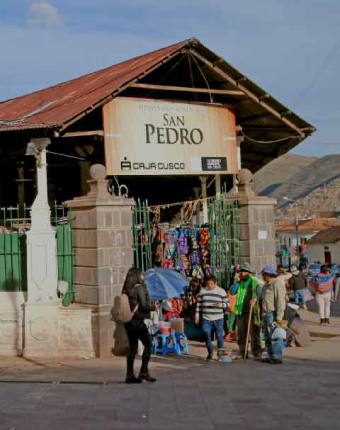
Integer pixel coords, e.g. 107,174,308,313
0,207,28,292
132,200,152,271
208,196,240,288
53,203,75,306
132,196,240,286
0,203,75,305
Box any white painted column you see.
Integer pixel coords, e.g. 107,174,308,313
215,174,221,197
26,138,58,303
193,186,200,225
24,138,59,358
199,176,208,224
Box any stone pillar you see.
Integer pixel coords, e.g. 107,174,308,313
66,164,135,357
23,138,60,358
237,169,277,274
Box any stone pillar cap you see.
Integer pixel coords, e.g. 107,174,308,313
90,164,107,180
238,169,253,185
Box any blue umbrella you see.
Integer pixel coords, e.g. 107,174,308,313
144,268,189,301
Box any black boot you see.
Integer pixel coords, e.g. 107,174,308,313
325,318,331,325
125,373,142,384
138,372,157,383
320,319,324,325
206,350,213,361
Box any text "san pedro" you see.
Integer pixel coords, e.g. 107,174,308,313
145,114,204,145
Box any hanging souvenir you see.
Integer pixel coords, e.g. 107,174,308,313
178,233,189,255
199,228,210,245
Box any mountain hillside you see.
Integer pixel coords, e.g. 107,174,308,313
264,154,340,205
253,154,317,196
254,154,340,209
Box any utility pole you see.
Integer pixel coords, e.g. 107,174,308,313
294,200,300,268
284,196,299,267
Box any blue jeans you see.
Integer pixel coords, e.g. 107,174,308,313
262,312,284,360
295,290,306,306
202,319,224,353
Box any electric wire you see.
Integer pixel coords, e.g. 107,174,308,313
188,54,198,101
190,53,213,103
145,54,186,98
294,35,340,104
241,131,300,144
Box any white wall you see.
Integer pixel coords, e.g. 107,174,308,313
277,232,316,248
307,243,340,264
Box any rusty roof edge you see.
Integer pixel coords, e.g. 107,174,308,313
58,44,190,133
0,38,193,108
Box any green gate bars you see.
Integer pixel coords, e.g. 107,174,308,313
132,196,240,287
208,196,240,289
132,200,152,271
0,203,75,306
53,202,75,306
0,206,28,292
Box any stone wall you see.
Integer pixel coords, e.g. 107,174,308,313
66,164,135,357
234,169,277,274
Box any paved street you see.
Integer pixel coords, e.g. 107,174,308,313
1,300,340,430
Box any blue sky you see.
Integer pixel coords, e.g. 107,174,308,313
0,0,339,157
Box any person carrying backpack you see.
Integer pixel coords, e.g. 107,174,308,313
121,267,156,384
289,265,308,310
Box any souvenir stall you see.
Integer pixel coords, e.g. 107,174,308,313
151,224,211,324
146,198,219,339
133,194,241,340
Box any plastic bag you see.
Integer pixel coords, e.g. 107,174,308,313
271,324,287,340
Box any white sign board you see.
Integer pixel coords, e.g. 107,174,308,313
258,230,268,240
103,97,238,176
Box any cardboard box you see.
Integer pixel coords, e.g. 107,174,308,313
170,318,184,334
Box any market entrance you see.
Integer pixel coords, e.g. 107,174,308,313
133,192,240,328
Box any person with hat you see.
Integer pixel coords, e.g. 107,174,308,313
261,265,287,364
234,262,262,360
289,265,308,310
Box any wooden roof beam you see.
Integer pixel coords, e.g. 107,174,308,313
130,83,245,96
58,130,103,138
240,112,273,123
189,49,305,138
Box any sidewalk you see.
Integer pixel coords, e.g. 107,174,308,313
1,300,340,430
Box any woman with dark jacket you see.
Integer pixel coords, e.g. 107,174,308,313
123,267,156,384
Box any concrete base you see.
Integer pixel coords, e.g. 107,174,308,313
0,311,23,356
23,302,60,358
58,306,95,359
0,292,25,356
22,303,95,359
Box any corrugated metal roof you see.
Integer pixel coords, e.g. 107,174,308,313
0,38,314,142
307,225,340,244
276,218,340,233
0,40,187,132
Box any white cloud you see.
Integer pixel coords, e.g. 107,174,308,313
27,2,63,27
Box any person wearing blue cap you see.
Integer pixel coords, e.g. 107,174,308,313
260,265,287,364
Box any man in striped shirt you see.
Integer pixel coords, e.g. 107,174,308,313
195,276,228,360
